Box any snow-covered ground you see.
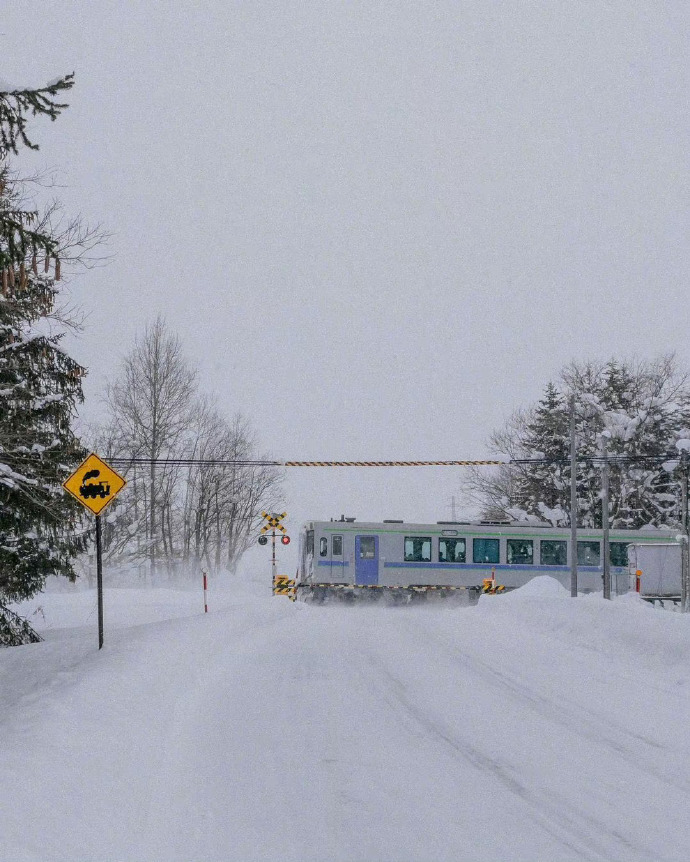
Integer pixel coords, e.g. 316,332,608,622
3,576,690,862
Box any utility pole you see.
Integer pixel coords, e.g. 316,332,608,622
681,454,689,613
570,395,578,597
601,434,611,600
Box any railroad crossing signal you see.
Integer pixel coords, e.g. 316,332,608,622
63,453,127,516
260,511,287,534
259,512,290,585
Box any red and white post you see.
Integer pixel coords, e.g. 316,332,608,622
203,571,208,613
636,569,642,594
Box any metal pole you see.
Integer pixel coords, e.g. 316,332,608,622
570,395,578,597
681,463,689,613
271,529,277,582
602,435,611,600
95,514,104,649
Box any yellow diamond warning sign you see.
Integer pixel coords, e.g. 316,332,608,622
63,453,127,516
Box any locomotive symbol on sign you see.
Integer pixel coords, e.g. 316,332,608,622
63,453,127,515
79,470,111,499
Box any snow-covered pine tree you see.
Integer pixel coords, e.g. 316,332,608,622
0,74,74,156
465,356,690,530
596,360,681,528
1,74,87,641
0,251,87,601
507,383,571,524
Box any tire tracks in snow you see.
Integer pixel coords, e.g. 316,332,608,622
407,615,690,796
351,616,665,862
136,603,300,859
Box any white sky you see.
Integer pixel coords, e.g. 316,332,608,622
3,2,689,552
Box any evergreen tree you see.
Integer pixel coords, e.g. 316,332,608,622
0,74,87,619
0,74,74,156
0,75,74,276
466,356,690,529
0,259,87,600
511,383,570,521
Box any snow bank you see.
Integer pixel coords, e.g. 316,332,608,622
10,587,231,634
475,576,690,679
497,574,569,599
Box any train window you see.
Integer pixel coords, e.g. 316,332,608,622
359,537,376,558
577,541,600,566
439,537,466,563
507,539,533,565
306,530,314,556
541,540,567,566
320,537,328,557
404,537,432,562
332,535,343,556
473,538,499,564
610,542,628,567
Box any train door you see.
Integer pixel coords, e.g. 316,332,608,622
330,533,344,572
355,535,379,585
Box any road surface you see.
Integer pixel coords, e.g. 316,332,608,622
2,581,690,861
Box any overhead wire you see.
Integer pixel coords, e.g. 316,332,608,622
101,454,680,469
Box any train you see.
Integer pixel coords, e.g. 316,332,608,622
297,517,678,598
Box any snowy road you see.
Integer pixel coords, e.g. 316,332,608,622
3,580,690,861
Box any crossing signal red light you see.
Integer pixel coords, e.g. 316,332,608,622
258,535,268,545
281,535,291,545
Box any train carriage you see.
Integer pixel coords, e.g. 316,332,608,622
298,517,678,596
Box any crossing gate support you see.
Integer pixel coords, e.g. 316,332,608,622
273,575,297,601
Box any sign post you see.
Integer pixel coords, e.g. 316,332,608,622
95,513,104,649
63,453,127,649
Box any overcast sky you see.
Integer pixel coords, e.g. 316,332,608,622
4,2,689,555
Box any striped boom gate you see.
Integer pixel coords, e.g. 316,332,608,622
273,575,297,601
482,578,506,594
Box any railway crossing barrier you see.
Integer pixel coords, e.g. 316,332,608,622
273,575,297,601
482,578,506,594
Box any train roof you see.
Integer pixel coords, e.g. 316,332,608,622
302,519,674,536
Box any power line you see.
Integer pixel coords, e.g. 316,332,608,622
100,454,680,469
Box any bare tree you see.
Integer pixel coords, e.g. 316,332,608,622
106,317,196,578
180,408,282,575
98,322,283,581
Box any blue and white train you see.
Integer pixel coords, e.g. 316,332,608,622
298,517,677,595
